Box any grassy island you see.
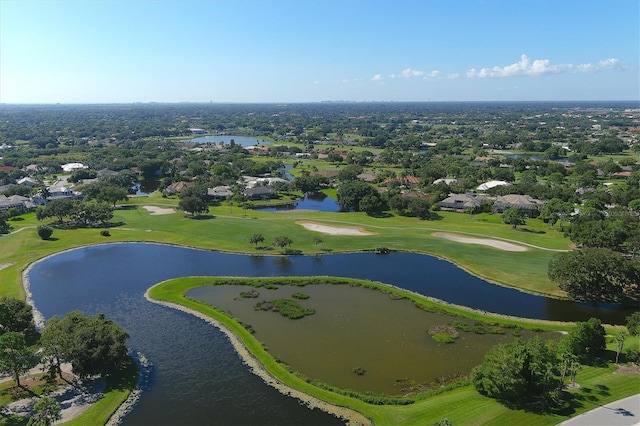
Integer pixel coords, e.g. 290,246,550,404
146,276,639,426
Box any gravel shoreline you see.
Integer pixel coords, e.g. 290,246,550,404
144,286,372,426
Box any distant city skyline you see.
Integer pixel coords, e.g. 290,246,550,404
1,0,638,104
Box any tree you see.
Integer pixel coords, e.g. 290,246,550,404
40,311,129,379
27,397,61,426
178,196,208,217
471,337,559,408
563,318,606,363
36,199,74,223
548,248,639,303
501,206,525,229
615,331,628,364
407,197,433,219
626,311,640,336
274,235,293,252
359,194,383,216
0,297,37,341
293,174,327,193
0,211,10,234
337,181,378,212
249,233,264,248
39,316,71,379
96,185,128,207
312,236,323,247
0,332,37,387
37,225,53,240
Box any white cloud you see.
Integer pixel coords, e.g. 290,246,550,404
390,68,425,79
371,74,383,81
466,54,625,78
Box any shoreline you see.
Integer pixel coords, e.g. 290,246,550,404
143,285,372,426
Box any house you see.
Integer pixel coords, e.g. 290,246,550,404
165,181,195,195
61,163,88,173
433,178,457,185
0,195,35,211
438,193,481,213
243,186,275,199
17,177,38,187
207,186,234,200
492,194,545,217
476,180,511,191
356,173,377,183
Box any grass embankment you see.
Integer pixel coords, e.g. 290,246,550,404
148,276,639,426
1,197,571,300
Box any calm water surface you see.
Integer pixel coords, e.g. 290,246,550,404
27,243,634,424
188,284,552,395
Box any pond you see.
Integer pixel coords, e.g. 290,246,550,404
254,191,341,213
188,283,554,396
187,135,271,147
26,244,634,424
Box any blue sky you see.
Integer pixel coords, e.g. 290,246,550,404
1,0,638,103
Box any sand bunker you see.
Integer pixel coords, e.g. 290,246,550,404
297,221,375,236
433,232,528,252
143,205,175,215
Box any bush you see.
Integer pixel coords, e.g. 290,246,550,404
625,349,640,363
37,225,53,240
100,230,111,237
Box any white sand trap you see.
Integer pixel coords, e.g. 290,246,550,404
0,263,13,272
297,221,375,236
143,205,175,215
434,232,528,252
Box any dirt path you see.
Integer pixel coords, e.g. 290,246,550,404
1,364,105,424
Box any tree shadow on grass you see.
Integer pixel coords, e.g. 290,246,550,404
189,214,216,220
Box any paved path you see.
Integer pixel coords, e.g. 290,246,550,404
558,394,640,426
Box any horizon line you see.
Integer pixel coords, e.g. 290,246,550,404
1,100,639,106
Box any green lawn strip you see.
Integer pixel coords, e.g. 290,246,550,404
62,356,138,426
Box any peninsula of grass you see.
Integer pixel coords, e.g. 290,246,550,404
146,275,639,426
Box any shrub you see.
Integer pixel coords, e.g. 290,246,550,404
431,333,455,343
100,230,111,237
429,325,459,343
625,349,640,363
239,289,259,298
37,225,53,240
353,367,366,375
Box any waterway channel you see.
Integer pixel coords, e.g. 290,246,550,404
26,243,634,424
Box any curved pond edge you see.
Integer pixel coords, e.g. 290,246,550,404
145,275,580,425
144,279,373,426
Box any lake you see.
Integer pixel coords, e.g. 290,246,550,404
26,244,634,424
254,191,341,213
